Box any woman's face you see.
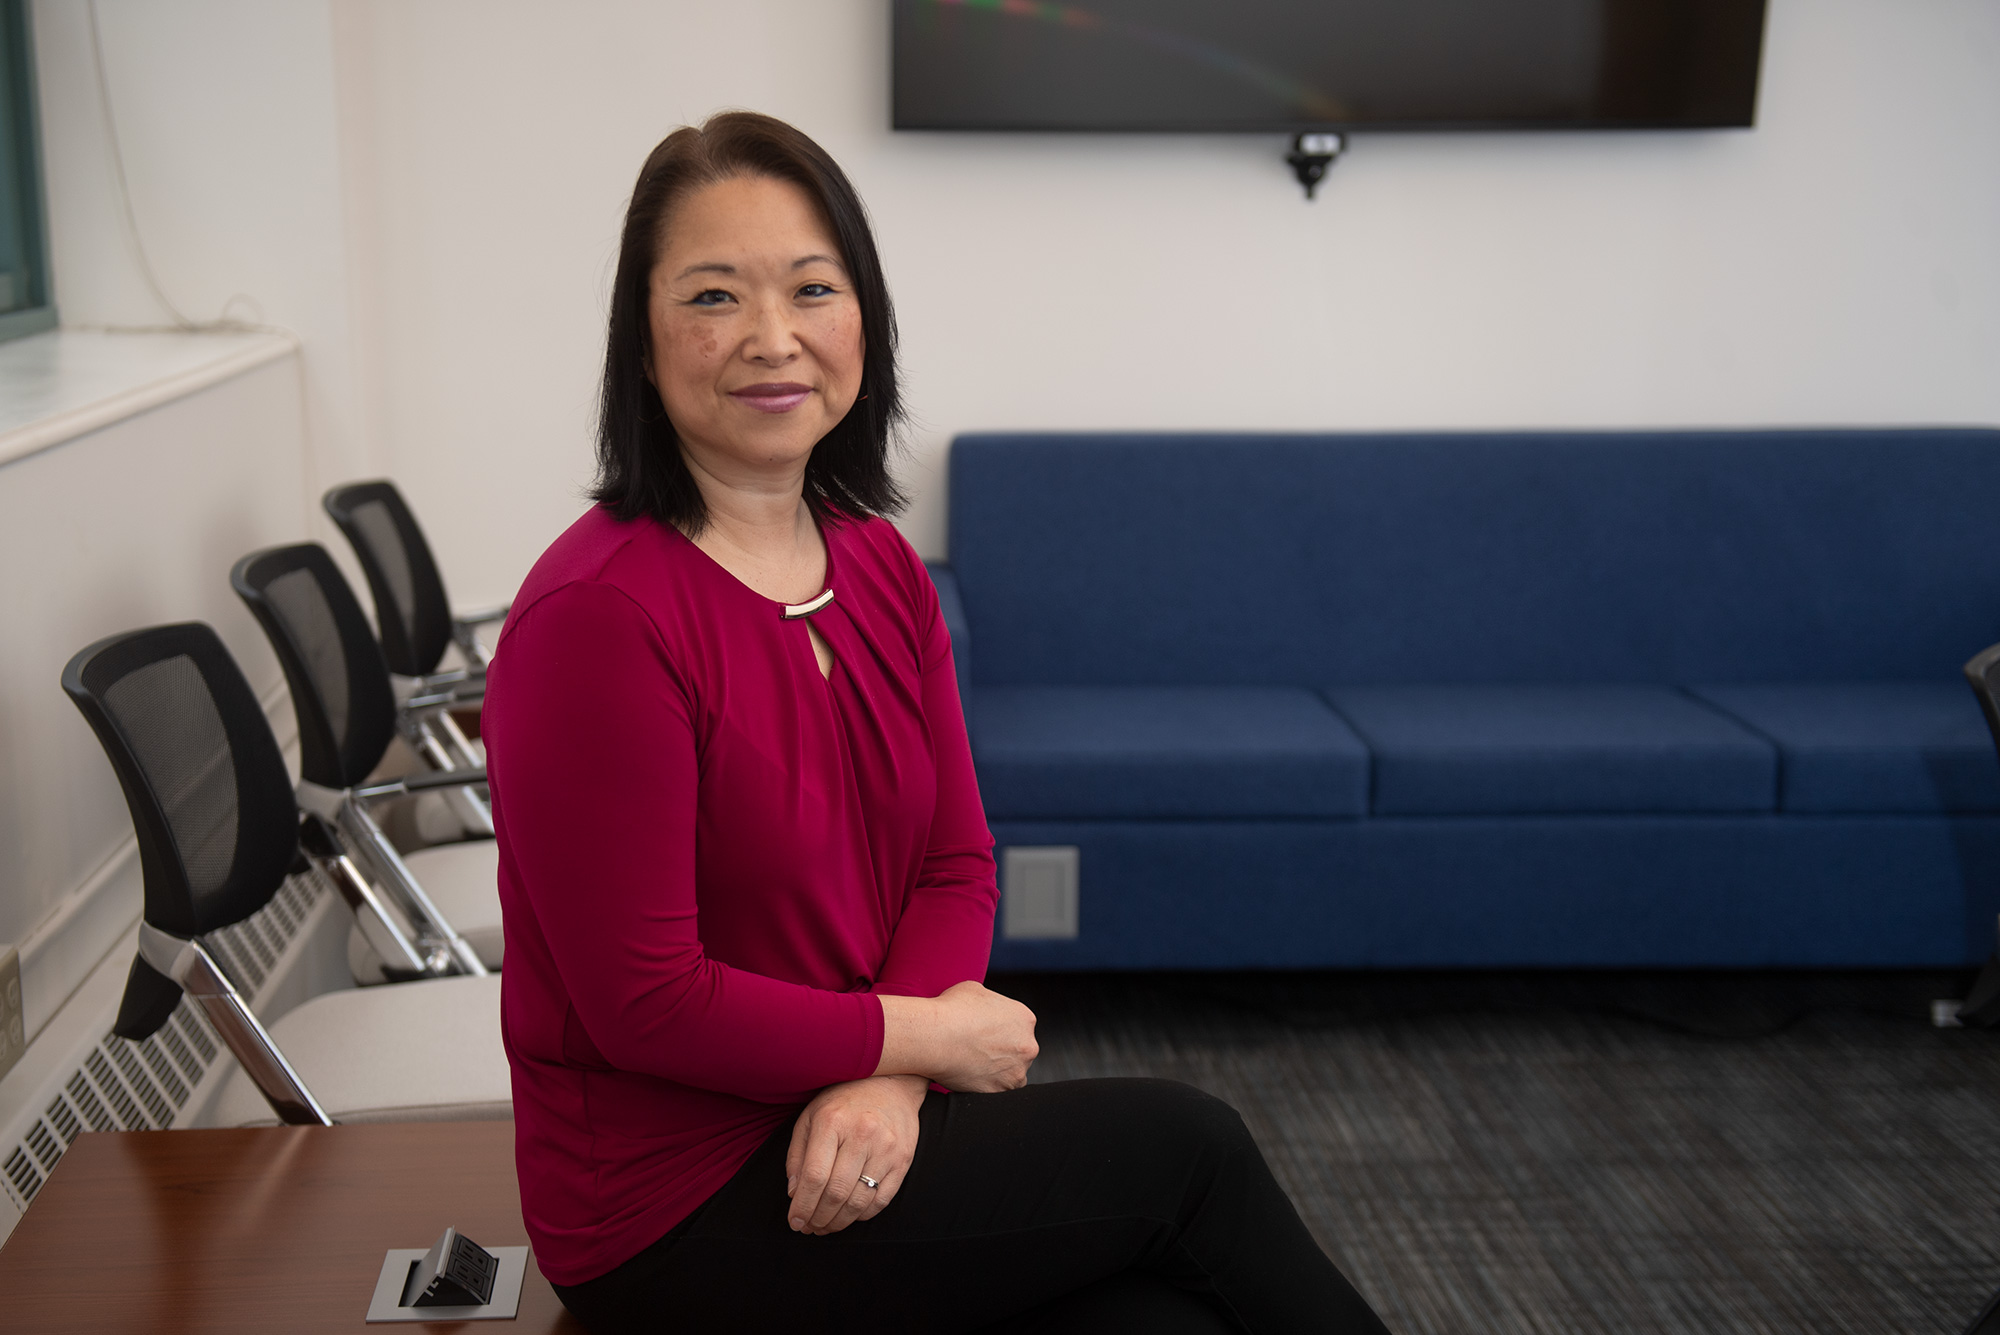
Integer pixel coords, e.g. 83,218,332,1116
646,175,864,485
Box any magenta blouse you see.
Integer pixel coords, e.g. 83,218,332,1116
481,505,997,1285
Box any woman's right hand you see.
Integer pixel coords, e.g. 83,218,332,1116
930,981,1038,1091
877,981,1038,1092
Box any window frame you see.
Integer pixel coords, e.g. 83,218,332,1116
0,0,53,343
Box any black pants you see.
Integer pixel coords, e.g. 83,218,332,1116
554,1078,1391,1334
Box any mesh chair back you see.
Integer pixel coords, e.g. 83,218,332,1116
323,481,454,677
62,623,299,939
232,543,399,790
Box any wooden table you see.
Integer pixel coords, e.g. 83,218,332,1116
0,1121,584,1332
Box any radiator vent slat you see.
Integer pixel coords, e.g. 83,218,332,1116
108,1040,174,1129
240,918,277,974
84,1049,149,1130
3,1148,42,1203
172,1005,218,1066
137,1034,191,1108
65,1071,113,1133
156,1022,201,1086
24,1121,61,1173
44,1097,80,1146
268,890,299,937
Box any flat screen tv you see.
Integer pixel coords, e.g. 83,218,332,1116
893,0,1767,133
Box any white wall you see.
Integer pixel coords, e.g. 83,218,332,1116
33,0,376,513
0,353,307,1028
38,0,2000,592
342,0,2000,594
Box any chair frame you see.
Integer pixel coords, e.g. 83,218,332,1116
295,773,490,978
134,919,331,1125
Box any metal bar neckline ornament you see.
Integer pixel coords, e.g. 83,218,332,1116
782,589,835,620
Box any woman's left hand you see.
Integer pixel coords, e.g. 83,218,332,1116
785,1074,927,1235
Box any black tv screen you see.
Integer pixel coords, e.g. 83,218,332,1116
893,0,1767,132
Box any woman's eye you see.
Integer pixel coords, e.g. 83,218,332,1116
797,282,835,299
689,289,733,306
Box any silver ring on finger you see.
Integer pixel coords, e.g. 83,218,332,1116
858,1174,880,1190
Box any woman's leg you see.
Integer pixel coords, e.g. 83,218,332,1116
981,1270,1239,1334
555,1077,1389,1335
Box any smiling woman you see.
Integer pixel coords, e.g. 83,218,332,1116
482,112,1391,1335
594,114,904,539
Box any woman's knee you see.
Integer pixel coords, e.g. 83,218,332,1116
1104,1078,1258,1158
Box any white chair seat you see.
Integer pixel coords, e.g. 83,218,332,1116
210,974,510,1126
347,838,502,982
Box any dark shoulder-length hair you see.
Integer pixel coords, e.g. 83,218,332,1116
592,111,906,535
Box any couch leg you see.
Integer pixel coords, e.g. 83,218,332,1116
1937,915,2000,1028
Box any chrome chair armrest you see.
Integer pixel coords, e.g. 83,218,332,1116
451,604,508,671
353,768,490,802
412,667,486,700
453,603,510,627
403,688,476,714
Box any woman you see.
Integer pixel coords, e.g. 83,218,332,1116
482,112,1390,1334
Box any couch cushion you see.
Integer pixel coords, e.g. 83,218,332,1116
950,430,2000,687
1324,685,1775,816
1687,682,2000,813
969,686,1370,819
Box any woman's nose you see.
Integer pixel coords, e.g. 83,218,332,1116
743,296,802,364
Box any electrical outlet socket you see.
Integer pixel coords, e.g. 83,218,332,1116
0,945,22,1083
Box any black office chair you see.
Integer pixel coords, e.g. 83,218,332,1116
323,480,507,697
63,623,507,1125
232,543,503,977
1954,641,2000,1027
231,539,490,832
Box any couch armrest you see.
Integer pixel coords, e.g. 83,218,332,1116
926,562,971,703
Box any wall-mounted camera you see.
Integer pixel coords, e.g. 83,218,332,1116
1286,132,1346,200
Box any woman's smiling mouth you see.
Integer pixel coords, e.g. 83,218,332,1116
729,382,813,413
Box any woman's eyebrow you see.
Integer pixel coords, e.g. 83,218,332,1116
672,256,845,280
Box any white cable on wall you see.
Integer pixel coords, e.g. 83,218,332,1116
85,0,268,334
81,0,326,542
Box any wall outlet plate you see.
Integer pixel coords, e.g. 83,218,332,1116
1002,847,1080,940
0,947,23,1084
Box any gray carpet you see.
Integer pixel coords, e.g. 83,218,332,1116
997,972,2000,1335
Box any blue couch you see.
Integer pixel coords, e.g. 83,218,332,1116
929,429,2000,970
